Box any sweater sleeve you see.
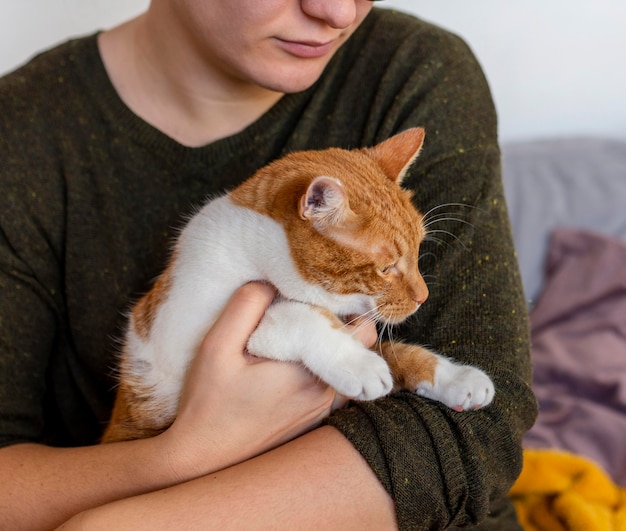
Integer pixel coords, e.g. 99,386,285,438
326,12,537,530
0,71,66,447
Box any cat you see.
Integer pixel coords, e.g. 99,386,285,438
102,128,494,443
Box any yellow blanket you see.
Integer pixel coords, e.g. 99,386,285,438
510,449,626,530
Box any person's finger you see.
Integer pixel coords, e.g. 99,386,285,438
332,393,348,410
201,282,276,355
346,315,378,348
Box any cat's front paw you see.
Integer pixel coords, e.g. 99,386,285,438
329,348,394,401
415,358,495,411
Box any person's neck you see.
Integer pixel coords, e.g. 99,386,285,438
98,14,283,147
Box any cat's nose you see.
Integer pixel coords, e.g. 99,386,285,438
414,292,428,306
411,283,429,306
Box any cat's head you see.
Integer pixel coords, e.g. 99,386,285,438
232,128,429,325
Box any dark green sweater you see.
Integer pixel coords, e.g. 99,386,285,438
0,8,536,530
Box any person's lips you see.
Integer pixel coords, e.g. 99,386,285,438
275,38,336,59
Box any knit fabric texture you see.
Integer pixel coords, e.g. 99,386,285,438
0,8,536,530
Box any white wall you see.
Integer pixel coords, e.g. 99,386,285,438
2,0,625,143
0,0,149,70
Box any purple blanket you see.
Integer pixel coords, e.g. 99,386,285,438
523,228,626,486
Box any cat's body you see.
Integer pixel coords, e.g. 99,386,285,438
103,128,494,443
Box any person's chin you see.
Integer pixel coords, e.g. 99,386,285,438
264,61,334,94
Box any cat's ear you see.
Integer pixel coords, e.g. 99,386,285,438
366,127,425,185
299,176,354,227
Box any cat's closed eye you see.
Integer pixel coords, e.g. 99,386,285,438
380,264,400,276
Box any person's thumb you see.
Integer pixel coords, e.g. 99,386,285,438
200,282,277,361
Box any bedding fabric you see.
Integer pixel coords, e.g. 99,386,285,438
523,228,626,485
502,138,626,305
510,448,626,531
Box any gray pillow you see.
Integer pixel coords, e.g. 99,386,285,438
501,137,626,305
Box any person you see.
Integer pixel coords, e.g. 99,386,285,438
0,0,537,528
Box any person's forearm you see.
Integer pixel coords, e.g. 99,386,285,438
59,426,397,530
0,435,211,531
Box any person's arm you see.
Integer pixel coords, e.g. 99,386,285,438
1,283,375,531
1,439,191,531
58,426,396,530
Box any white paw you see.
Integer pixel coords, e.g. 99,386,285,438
245,300,392,401
415,358,494,411
326,347,394,401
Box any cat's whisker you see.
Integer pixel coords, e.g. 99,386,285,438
424,216,476,231
378,318,386,340
424,210,468,222
425,229,469,251
418,251,436,263
422,206,481,255
422,203,480,250
342,304,383,328
385,321,396,346
341,304,384,343
350,316,378,340
375,319,386,349
422,274,439,287
423,235,448,248
381,318,400,364
422,202,476,220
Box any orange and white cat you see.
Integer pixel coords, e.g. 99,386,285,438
103,128,494,443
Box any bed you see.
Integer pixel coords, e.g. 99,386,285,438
500,137,626,529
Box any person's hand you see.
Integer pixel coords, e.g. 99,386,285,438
344,313,378,350
158,282,376,481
